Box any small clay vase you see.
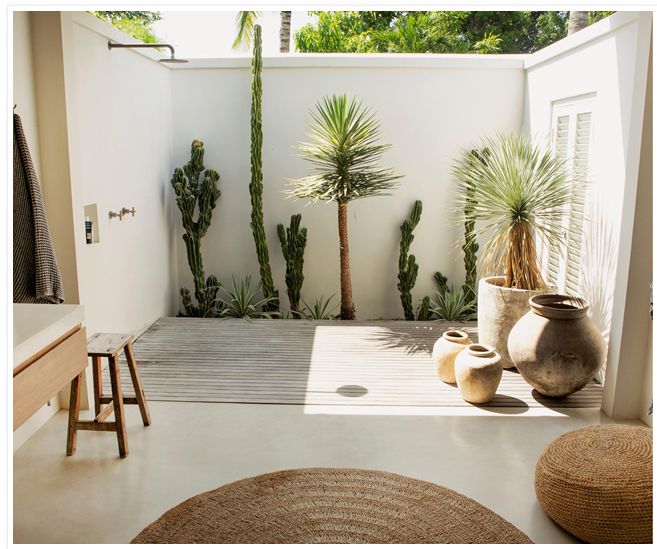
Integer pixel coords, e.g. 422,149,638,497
454,344,502,404
508,294,605,398
432,330,472,384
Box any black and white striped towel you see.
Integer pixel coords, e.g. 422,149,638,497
13,112,64,304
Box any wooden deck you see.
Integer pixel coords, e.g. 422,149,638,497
104,318,603,409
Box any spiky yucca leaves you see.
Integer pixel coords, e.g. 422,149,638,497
301,294,338,320
431,287,478,322
171,140,221,317
277,214,308,317
397,200,423,320
249,25,278,310
216,275,280,319
453,133,575,290
288,94,401,319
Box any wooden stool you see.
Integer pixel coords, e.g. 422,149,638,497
66,333,151,458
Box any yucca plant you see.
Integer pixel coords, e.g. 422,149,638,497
216,275,280,319
452,133,575,290
288,94,401,319
431,287,478,322
301,294,338,320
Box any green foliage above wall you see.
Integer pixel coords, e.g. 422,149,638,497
90,11,162,43
295,11,614,54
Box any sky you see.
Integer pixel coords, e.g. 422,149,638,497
151,11,316,58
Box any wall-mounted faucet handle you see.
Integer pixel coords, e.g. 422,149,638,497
121,207,136,217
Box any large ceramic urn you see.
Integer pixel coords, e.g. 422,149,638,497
477,276,552,369
508,294,605,398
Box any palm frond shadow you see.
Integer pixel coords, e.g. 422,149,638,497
368,324,477,356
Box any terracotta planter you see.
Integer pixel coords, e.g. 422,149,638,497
432,330,473,384
508,294,605,398
454,344,502,404
477,276,552,369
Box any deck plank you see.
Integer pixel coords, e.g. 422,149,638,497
103,318,603,409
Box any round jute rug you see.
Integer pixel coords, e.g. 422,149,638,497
132,468,532,544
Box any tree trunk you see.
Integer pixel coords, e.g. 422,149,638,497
279,11,292,53
338,203,356,320
568,12,589,35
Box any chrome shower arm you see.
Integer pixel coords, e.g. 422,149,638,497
107,41,179,59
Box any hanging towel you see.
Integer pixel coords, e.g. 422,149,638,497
13,112,64,304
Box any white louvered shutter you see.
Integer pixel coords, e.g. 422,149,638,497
546,97,594,295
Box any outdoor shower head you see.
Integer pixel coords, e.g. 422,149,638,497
158,57,189,64
107,41,188,64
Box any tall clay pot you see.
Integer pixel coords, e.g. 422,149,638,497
432,330,472,384
477,276,552,369
454,344,502,404
508,294,605,398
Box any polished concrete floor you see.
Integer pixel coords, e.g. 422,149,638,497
13,402,640,544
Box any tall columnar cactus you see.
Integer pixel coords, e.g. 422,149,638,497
249,24,278,310
171,140,221,317
461,148,486,305
397,200,423,320
277,214,307,317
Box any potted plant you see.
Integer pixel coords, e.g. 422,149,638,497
452,133,575,368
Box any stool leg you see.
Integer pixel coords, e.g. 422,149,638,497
92,356,102,417
108,355,128,458
125,342,151,426
66,373,83,456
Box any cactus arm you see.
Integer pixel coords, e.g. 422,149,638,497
278,214,307,317
397,200,423,320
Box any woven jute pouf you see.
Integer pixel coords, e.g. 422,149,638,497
535,424,652,543
132,468,532,543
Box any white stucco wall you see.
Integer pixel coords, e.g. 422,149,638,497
524,12,652,420
170,57,525,319
60,12,177,336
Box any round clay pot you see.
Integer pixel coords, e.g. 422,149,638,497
454,344,502,404
477,276,553,369
432,330,472,384
508,294,605,398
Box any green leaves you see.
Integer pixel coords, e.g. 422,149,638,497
452,133,577,289
216,275,280,319
288,94,400,204
233,11,261,49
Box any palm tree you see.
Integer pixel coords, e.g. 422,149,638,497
279,11,292,52
288,95,401,319
568,11,589,35
233,10,292,52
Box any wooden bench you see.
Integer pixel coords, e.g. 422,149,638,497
66,333,151,458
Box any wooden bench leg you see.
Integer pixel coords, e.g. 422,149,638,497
66,373,83,456
125,342,151,426
108,355,128,458
92,356,102,417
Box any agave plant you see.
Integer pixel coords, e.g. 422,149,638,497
452,133,575,290
430,287,478,322
301,294,338,320
216,275,280,319
288,94,401,319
